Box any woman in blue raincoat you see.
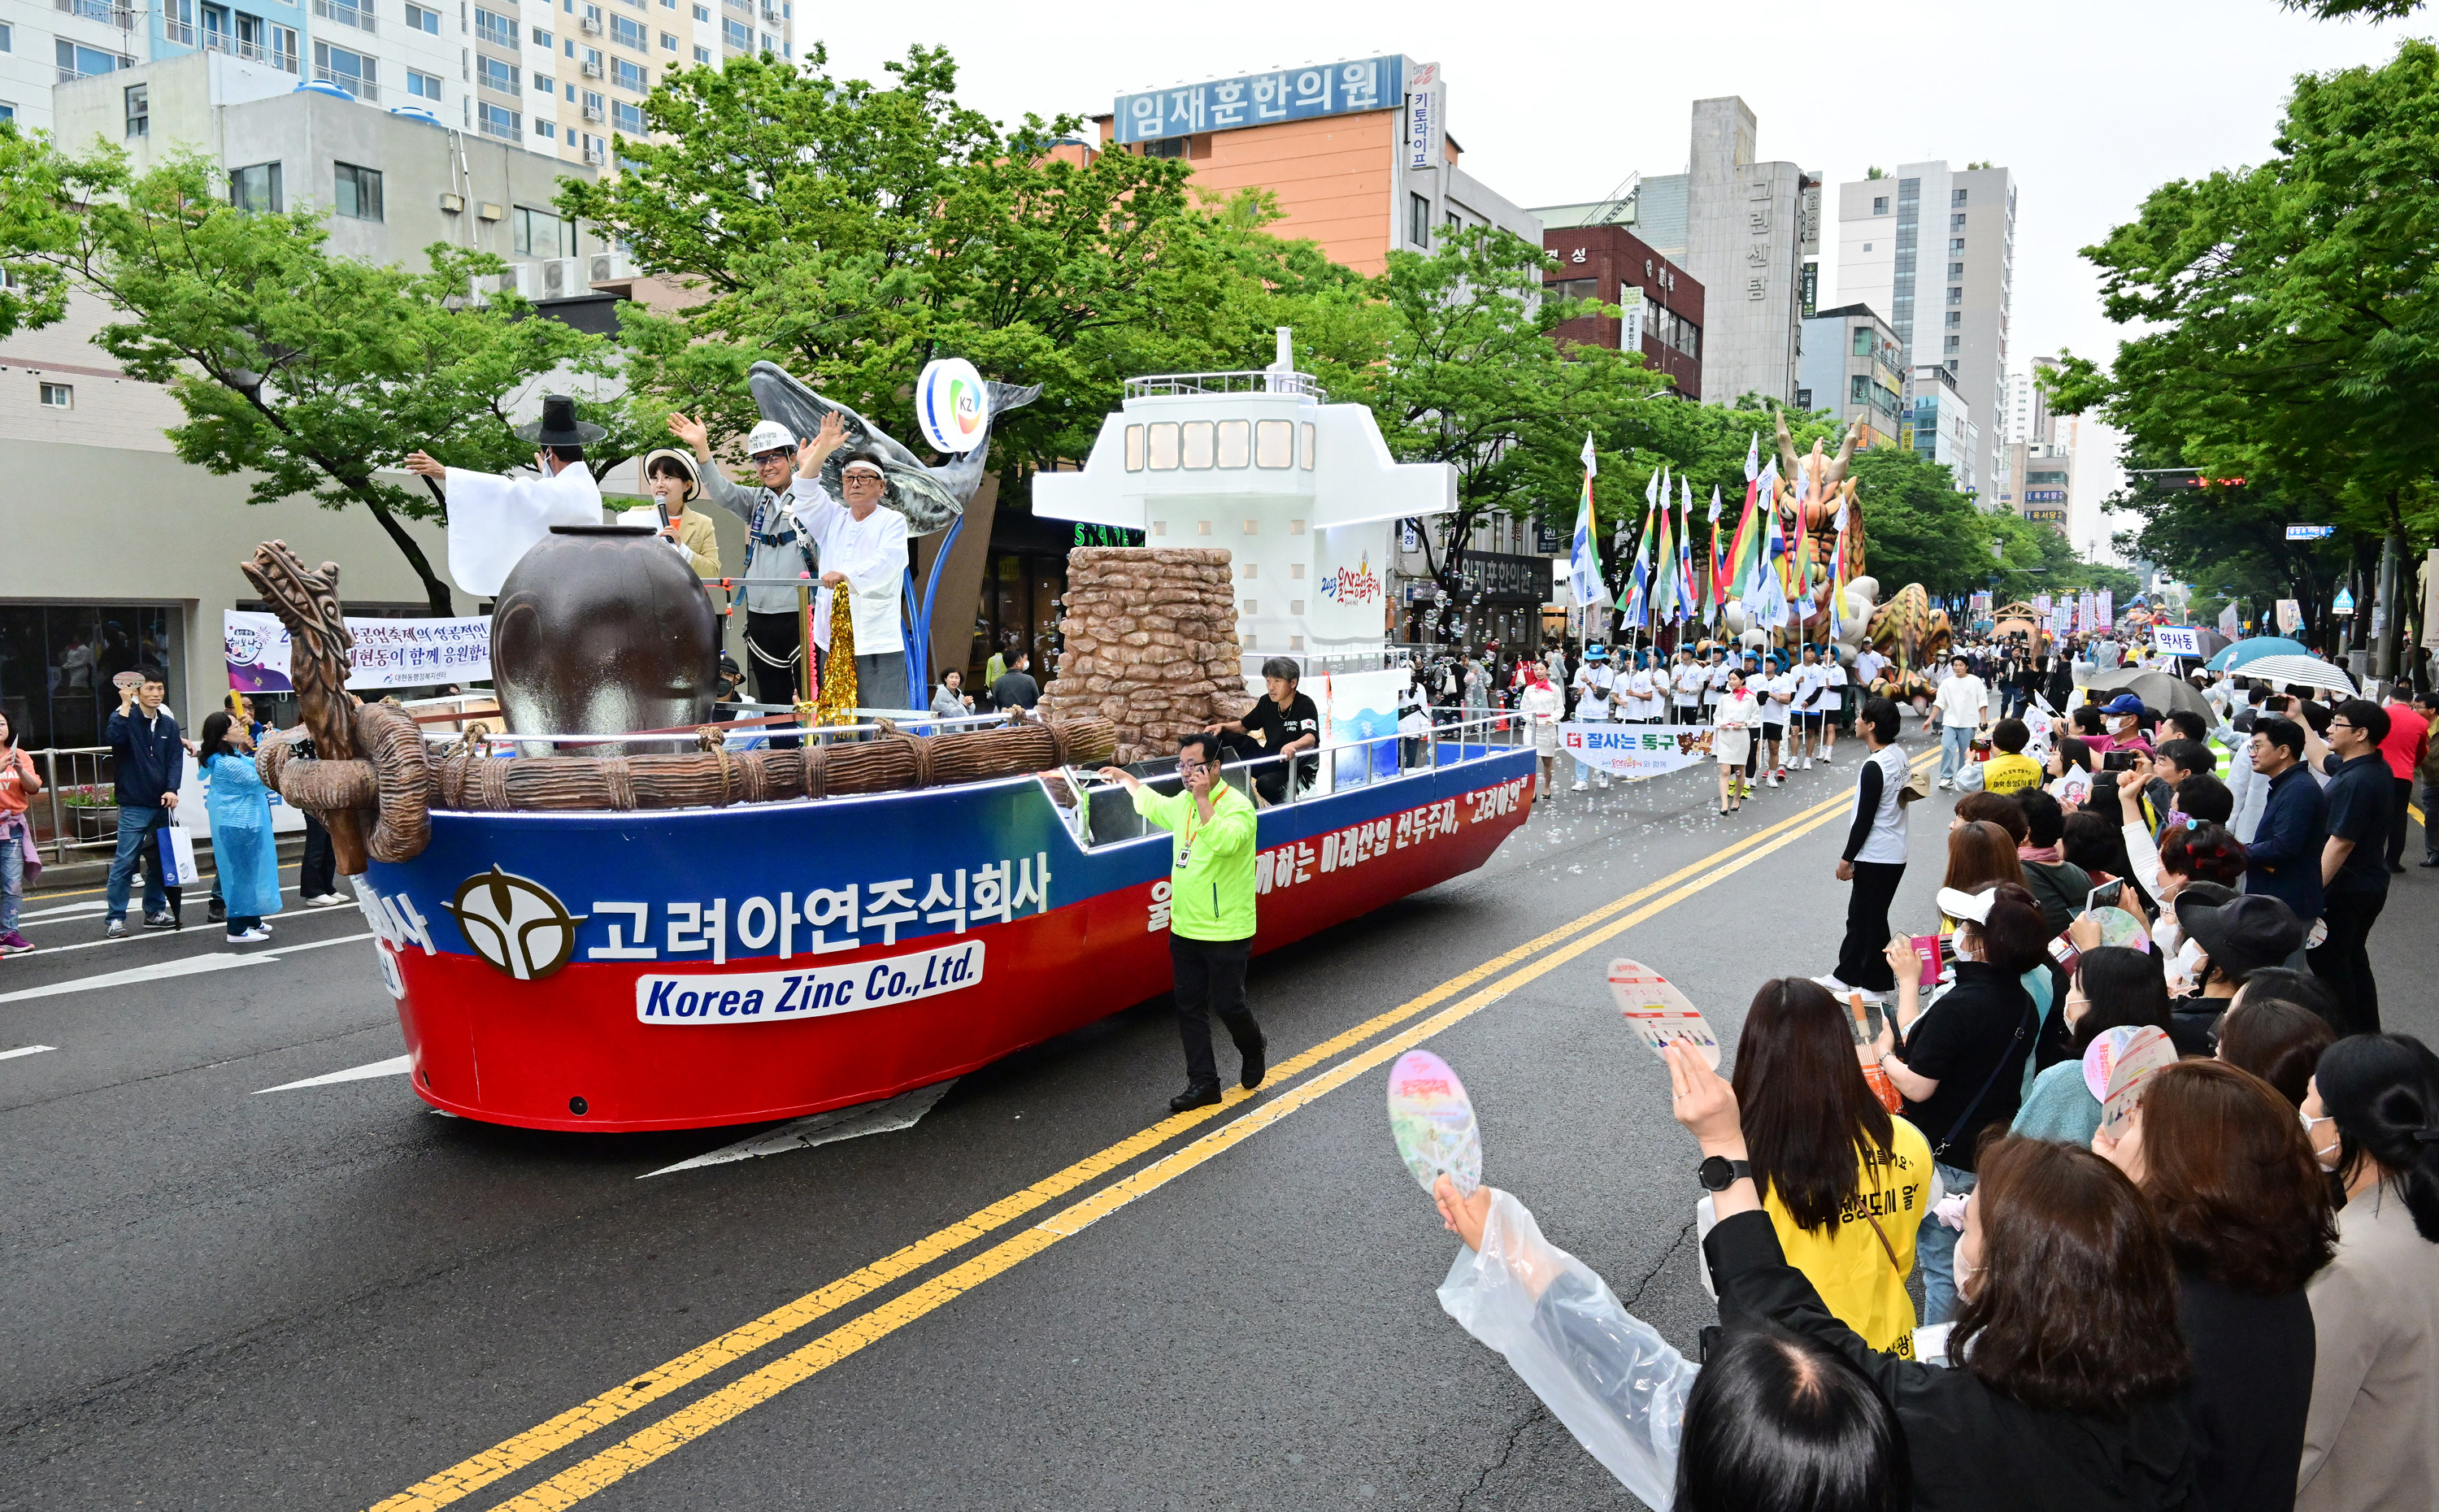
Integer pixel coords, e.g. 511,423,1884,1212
198,712,281,944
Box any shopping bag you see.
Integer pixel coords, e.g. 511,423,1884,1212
156,821,202,887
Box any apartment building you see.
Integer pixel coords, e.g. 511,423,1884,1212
0,0,789,167
1906,362,1977,494
1794,303,1902,449
1837,161,2015,501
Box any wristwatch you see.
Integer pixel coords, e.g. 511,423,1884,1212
1696,1156,1752,1193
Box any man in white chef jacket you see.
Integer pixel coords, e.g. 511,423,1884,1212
404,395,605,597
786,411,912,712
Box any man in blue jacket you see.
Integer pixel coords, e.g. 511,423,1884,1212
103,671,185,936
2243,715,2325,933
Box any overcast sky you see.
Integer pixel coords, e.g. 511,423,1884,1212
804,1,2411,559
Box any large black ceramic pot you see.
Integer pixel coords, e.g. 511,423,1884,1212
491,524,720,755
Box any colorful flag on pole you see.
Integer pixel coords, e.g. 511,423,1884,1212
1568,432,1610,610
1676,476,1698,623
1650,489,1680,625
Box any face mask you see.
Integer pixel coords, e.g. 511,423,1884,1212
2300,1109,2341,1172
1952,932,1980,963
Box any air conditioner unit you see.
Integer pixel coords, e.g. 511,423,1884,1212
580,100,603,120
588,250,633,283
541,257,584,298
580,58,602,77
578,13,602,30
582,146,605,166
498,263,540,299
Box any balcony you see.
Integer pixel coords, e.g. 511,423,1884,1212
314,64,377,102
55,0,136,22
479,113,520,141
1124,369,1325,402
312,0,376,31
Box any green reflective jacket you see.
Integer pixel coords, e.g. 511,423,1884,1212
1133,779,1258,941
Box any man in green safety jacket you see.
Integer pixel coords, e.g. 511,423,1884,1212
1098,731,1267,1110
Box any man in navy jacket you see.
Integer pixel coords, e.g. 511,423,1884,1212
103,671,185,936
2244,715,2325,932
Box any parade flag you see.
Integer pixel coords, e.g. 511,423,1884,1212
1706,485,1725,623
1650,489,1681,624
1568,432,1611,610
1744,431,1760,484
1676,476,1699,623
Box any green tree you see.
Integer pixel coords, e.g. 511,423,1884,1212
1349,223,1672,591
559,46,1362,497
2048,39,2439,663
0,139,627,614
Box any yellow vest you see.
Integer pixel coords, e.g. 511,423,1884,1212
1761,1117,1935,1358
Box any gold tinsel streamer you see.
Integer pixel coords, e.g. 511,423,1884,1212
813,583,860,727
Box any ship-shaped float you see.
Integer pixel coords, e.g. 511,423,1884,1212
249,342,1536,1132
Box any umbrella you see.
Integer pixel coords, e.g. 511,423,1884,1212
2233,654,2357,696
2085,667,2212,720
2206,636,2308,673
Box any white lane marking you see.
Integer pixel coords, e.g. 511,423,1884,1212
20,878,307,927
640,1080,959,1179
0,932,374,1004
1,1044,59,1061
255,1053,413,1093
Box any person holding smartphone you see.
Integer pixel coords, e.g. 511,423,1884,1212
1098,734,1265,1111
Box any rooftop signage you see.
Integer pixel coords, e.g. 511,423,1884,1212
1114,55,1406,145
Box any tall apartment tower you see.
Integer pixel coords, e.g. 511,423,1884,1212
2007,353,2058,448
0,0,793,172
1837,161,2015,503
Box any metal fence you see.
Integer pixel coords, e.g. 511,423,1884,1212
19,746,120,865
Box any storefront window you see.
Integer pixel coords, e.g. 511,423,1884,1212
0,602,185,750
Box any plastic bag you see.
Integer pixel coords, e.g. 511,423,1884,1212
1437,1190,1698,1507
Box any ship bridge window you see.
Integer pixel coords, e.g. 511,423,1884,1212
1255,419,1293,468
1181,420,1215,468
1216,419,1250,467
1124,424,1144,471
1289,518,1307,536
1146,422,1180,470
1242,519,1259,535
1302,423,1315,468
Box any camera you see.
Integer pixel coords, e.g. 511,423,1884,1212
2102,749,2138,772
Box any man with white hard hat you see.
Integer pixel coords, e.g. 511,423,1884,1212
666,411,817,730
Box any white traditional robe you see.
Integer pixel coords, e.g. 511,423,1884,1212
443,463,605,596
785,480,908,656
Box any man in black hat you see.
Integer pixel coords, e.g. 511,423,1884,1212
405,394,606,598
2173,887,2308,1041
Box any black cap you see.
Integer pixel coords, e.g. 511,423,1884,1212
2176,890,2305,979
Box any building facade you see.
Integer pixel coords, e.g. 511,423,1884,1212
1538,221,1703,398
1533,97,1815,407
1098,55,1540,278
2,57,672,748
1906,363,1976,492
1795,303,1902,448
1835,162,2015,501
0,0,789,166
2006,354,2058,449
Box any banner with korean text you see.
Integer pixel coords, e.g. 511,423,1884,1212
224,610,492,693
1558,723,1718,780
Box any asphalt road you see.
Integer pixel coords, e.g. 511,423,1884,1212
4,732,2434,1512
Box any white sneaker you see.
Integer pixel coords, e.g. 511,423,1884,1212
1802,757,1813,770
1572,780,1589,792
1815,973,1889,1006
304,893,350,907
1937,778,1954,790
227,928,272,944
1767,774,1780,788
1597,776,1611,789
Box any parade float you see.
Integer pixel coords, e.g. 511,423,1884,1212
246,342,1536,1132
1709,415,1952,699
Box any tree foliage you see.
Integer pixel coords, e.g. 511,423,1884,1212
559,46,1376,492
2049,39,2439,654
0,137,630,614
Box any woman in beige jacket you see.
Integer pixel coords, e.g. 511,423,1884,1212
2296,1033,2439,1512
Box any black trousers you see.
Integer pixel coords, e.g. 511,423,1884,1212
2385,776,2414,870
1170,933,1260,1092
301,814,336,897
2308,886,2389,1037
744,610,806,748
1836,861,1906,993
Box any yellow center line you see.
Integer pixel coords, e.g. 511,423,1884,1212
370,757,1921,1512
485,785,1864,1511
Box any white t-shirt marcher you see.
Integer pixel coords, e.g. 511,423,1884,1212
1672,661,1706,710
1626,668,1659,720
1854,649,1888,688
1573,661,1614,702
1793,663,1827,715
1703,662,1732,706
786,478,909,656
1759,672,1796,725
1819,659,1849,712
1576,683,1612,721
1932,673,1989,730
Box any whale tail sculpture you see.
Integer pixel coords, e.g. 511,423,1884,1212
745,361,1041,536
